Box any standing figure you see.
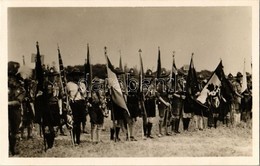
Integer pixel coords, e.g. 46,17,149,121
206,84,221,128
109,67,127,142
170,77,186,133
88,90,106,143
142,69,157,139
125,68,140,141
46,68,63,135
8,62,25,155
230,72,243,125
156,69,171,137
20,79,35,140
67,68,86,145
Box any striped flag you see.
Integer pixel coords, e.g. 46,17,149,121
57,46,67,91
105,47,130,117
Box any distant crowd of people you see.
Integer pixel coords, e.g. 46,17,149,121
8,61,252,156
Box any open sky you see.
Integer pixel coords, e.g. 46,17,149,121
8,7,252,75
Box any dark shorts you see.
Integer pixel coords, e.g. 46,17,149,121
70,100,86,123
9,106,22,135
145,98,156,117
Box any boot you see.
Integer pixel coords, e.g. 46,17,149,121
158,121,163,137
91,126,95,142
96,127,101,143
147,123,154,139
27,126,33,139
110,128,115,140
183,118,190,131
82,123,88,134
45,132,55,149
171,120,175,133
115,127,121,141
214,117,218,128
75,124,81,145
9,135,19,155
175,119,180,133
143,124,147,137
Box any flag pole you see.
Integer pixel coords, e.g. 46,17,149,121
22,55,25,66
139,49,148,139
119,52,130,141
104,47,117,142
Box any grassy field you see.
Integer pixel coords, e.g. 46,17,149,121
14,115,252,158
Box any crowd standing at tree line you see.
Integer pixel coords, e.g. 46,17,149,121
8,42,252,156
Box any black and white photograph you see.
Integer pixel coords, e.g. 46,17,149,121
1,0,259,165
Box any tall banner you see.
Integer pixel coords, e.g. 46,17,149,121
105,47,130,117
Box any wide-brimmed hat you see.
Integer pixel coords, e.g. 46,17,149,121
236,72,243,78
227,73,233,80
128,68,136,76
68,67,84,76
47,67,59,76
8,61,20,76
145,69,154,78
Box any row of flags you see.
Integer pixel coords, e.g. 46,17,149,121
33,42,249,121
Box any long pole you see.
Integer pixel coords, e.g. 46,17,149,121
104,47,117,142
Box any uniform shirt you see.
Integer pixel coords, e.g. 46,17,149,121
46,81,62,102
232,80,242,109
67,81,86,101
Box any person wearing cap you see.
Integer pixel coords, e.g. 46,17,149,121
88,90,106,143
20,78,36,140
241,74,252,122
45,67,64,136
230,72,244,125
66,68,87,145
142,69,157,139
193,76,206,131
169,77,186,134
156,69,171,137
125,68,139,141
109,67,126,142
8,61,26,155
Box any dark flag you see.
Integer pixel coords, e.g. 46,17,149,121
85,43,92,93
197,60,231,104
35,41,44,92
214,60,234,102
186,53,200,96
184,53,206,114
156,47,161,79
171,51,178,91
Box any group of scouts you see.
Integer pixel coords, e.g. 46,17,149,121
8,60,252,156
